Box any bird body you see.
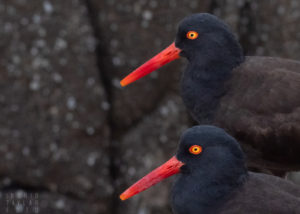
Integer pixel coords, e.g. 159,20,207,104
120,126,300,214
219,172,300,214
213,57,300,169
173,172,300,214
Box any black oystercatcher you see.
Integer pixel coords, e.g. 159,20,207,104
120,126,300,214
120,13,300,171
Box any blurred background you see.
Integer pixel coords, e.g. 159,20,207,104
1,0,300,213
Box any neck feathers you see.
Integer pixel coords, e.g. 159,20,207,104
180,44,244,123
172,149,248,214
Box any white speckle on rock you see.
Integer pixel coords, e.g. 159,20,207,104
22,147,30,156
128,167,136,176
85,36,96,52
52,124,60,133
33,169,43,177
291,0,299,8
12,129,20,137
86,126,95,136
86,77,95,87
30,47,39,56
87,152,99,166
150,71,158,79
277,6,285,15
256,46,265,55
29,80,40,91
149,0,158,8
65,112,74,121
261,34,269,42
6,153,14,160
49,143,58,152
3,177,11,186
159,135,168,143
112,56,123,66
112,78,122,89
107,0,115,5
110,23,118,32
110,39,119,48
4,22,13,33
66,96,77,110
189,0,198,9
54,38,67,51
38,28,46,37
32,57,49,69
140,0,147,5
142,10,153,20
15,203,24,213
10,105,19,112
43,1,54,14
250,2,258,10
59,58,67,66
76,176,92,190
55,199,65,209
72,121,80,129
144,156,153,168
32,14,41,24
52,73,63,83
159,106,169,116
52,149,69,161
137,208,148,214
101,101,110,111
134,3,141,14
12,55,21,64
16,190,25,199
7,6,16,15
129,58,138,67
36,39,46,48
49,106,59,116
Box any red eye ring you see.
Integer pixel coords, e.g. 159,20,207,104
186,31,199,40
189,145,202,155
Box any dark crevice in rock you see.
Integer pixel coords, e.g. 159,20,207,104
83,1,119,214
114,92,171,137
209,0,219,13
237,0,257,55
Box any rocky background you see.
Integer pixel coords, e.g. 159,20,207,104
0,0,300,213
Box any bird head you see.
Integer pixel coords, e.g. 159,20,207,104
120,13,243,87
120,125,246,201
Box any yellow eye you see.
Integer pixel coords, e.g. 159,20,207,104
189,145,202,155
186,31,198,40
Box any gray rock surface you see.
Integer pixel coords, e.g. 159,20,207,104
248,0,300,58
1,0,300,214
0,0,111,213
211,0,300,58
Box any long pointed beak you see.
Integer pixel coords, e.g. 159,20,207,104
120,42,181,87
120,156,184,201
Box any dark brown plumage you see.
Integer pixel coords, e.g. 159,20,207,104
214,56,300,171
220,172,300,214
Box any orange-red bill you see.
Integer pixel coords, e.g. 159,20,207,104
120,42,181,87
120,156,184,201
